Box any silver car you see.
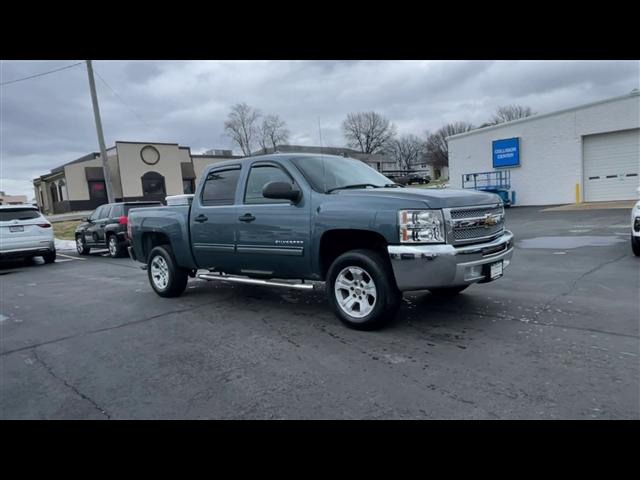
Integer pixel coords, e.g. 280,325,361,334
0,205,55,263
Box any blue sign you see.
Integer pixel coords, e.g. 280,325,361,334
492,137,520,168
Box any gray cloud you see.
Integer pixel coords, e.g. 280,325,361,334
1,60,638,198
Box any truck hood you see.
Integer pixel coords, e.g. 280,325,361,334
331,187,502,209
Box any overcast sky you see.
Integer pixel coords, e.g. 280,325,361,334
1,60,638,199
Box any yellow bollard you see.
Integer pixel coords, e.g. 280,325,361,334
575,183,581,204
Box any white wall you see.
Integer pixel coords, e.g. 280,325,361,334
448,94,640,206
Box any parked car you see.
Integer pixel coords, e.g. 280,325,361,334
388,172,430,186
128,154,513,330
75,201,162,258
632,187,640,256
0,205,55,263
407,172,431,185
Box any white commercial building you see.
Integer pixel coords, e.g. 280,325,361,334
447,91,640,206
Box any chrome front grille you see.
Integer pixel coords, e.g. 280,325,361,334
446,204,505,245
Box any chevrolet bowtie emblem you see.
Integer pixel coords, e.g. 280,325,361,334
483,213,500,227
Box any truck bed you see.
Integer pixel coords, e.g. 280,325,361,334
128,204,197,269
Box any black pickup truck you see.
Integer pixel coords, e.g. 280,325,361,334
128,154,514,330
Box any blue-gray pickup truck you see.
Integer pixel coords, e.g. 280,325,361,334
128,153,514,330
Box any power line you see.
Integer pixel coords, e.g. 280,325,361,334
0,61,84,86
93,68,157,133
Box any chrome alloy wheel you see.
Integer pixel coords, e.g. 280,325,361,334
150,255,169,290
108,236,117,256
76,236,84,253
334,266,377,318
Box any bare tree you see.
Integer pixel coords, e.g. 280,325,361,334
342,111,397,154
388,134,424,170
258,114,290,152
424,122,475,167
224,103,261,156
488,105,534,125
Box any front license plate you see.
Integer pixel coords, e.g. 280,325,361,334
489,261,503,279
9,226,24,232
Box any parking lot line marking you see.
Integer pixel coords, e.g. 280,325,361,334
57,253,85,261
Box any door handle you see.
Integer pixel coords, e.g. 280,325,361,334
195,214,208,223
238,213,256,223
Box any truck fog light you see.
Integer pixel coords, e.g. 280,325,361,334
465,265,483,280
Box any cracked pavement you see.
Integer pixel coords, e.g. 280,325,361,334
0,207,638,419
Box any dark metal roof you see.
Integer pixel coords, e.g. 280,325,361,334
47,152,100,176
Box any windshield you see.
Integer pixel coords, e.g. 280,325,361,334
290,156,394,193
0,208,40,222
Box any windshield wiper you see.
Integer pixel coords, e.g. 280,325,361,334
326,183,383,193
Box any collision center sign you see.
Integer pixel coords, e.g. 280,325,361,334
492,138,520,168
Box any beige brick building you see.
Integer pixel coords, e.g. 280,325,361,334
33,141,240,214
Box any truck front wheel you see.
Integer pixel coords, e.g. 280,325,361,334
147,245,189,297
327,249,401,330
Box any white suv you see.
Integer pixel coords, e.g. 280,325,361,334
0,205,56,263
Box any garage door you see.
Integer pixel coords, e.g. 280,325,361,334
583,129,640,202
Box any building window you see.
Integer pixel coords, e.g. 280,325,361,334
141,172,166,197
50,183,59,203
58,179,66,201
183,179,195,194
89,180,107,200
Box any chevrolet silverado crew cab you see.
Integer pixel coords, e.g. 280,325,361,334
128,154,514,330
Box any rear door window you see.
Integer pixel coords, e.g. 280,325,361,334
110,204,124,218
0,208,40,222
201,168,241,206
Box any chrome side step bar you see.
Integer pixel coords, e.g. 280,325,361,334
196,273,314,290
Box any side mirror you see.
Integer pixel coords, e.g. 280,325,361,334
262,181,301,203
82,217,89,222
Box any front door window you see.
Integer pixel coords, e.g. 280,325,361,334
89,181,107,200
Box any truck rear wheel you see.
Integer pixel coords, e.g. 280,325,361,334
326,249,401,330
147,245,189,297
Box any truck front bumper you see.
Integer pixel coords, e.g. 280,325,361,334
388,230,514,292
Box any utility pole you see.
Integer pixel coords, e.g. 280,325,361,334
86,60,115,203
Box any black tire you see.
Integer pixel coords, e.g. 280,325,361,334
632,236,640,256
147,245,189,298
326,249,401,331
428,285,469,297
107,234,124,258
76,234,90,255
42,249,56,264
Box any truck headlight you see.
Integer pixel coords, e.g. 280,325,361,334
399,209,445,243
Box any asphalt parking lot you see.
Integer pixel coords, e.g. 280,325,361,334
1,206,638,419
